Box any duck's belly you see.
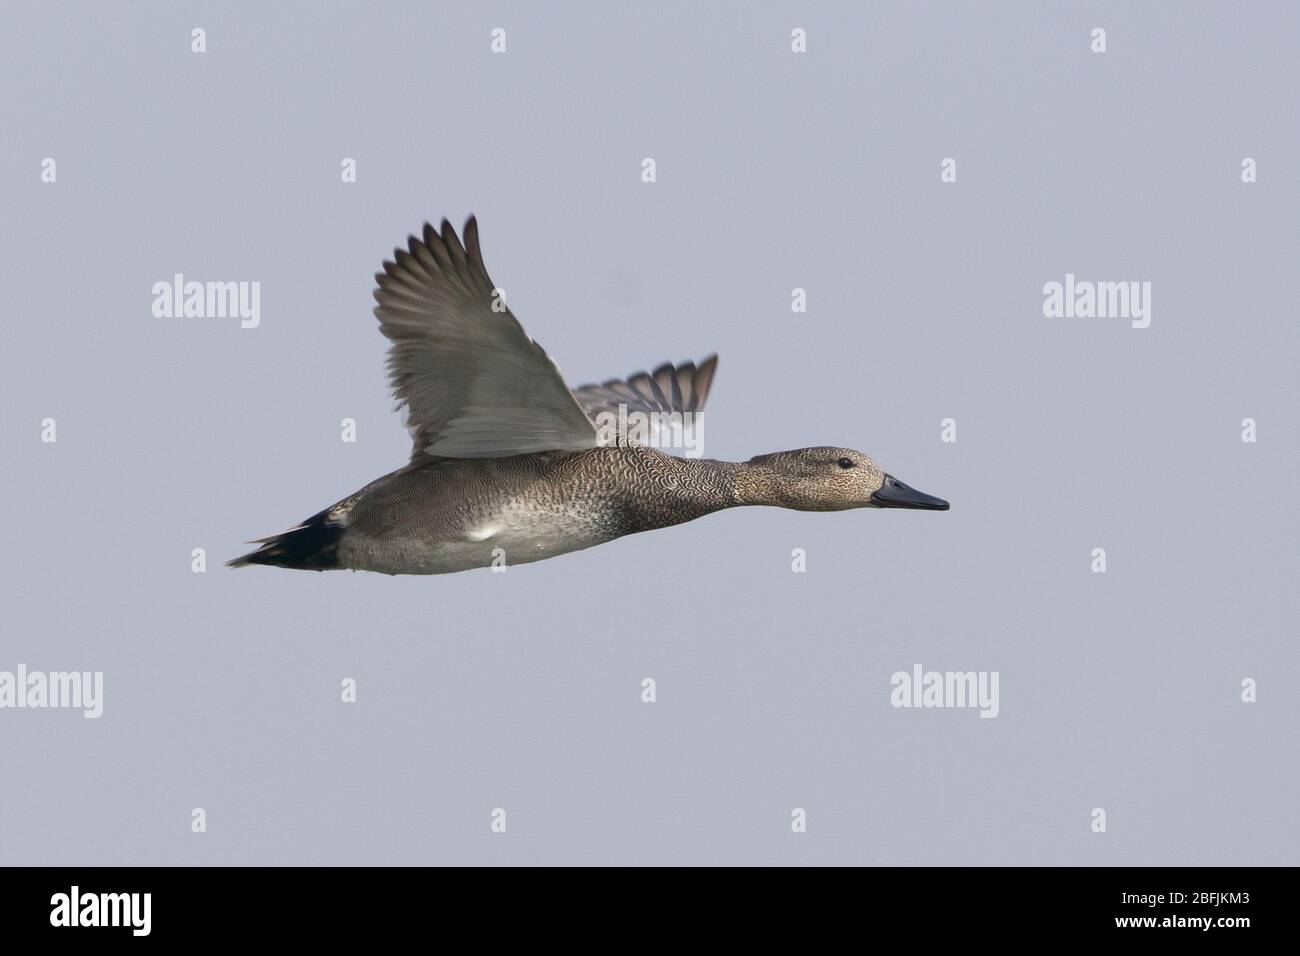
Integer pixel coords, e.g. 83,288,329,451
339,497,627,575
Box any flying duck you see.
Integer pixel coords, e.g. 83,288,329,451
231,217,948,575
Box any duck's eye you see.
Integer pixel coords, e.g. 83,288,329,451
837,457,855,469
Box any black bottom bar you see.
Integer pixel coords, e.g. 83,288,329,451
0,866,1280,941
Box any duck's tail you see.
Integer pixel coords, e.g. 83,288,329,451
228,508,344,571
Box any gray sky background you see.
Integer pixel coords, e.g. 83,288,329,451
1,1,1296,865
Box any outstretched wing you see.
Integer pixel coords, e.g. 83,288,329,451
571,355,718,443
372,217,599,458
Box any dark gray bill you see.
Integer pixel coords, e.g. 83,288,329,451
871,474,950,511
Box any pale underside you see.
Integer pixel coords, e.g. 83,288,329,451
337,494,620,575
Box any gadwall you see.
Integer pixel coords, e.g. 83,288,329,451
231,217,948,575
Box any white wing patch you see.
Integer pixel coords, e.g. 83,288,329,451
464,524,501,543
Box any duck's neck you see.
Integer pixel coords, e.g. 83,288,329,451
606,450,787,534
665,457,785,511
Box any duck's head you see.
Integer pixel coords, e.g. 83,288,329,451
745,447,949,512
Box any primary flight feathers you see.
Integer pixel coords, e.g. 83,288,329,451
373,216,717,458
